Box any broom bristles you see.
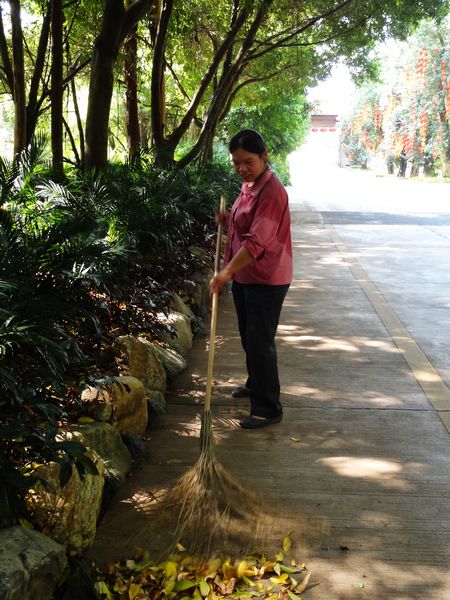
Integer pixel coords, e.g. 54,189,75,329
147,411,265,555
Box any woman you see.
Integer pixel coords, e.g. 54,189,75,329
210,129,292,429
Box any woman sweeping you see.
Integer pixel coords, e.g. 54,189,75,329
210,129,293,429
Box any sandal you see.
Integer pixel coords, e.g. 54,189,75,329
231,386,251,398
239,414,282,429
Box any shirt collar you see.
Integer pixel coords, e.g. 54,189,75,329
243,168,273,198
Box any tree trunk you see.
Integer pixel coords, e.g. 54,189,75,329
67,41,85,165
0,5,14,95
410,162,420,177
26,3,51,145
397,150,407,177
51,0,64,179
124,24,140,161
85,0,153,171
85,2,124,170
151,0,173,167
9,0,26,158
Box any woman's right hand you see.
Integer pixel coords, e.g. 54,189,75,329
215,210,230,226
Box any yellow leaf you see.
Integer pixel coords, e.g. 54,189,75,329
274,563,281,576
175,542,186,552
296,570,312,594
260,560,276,575
19,518,33,529
128,582,142,600
95,582,113,600
257,582,264,592
205,559,221,581
193,588,202,600
283,533,292,553
242,575,255,587
237,560,248,579
164,561,178,577
78,416,95,423
163,577,176,595
290,436,301,442
275,552,284,562
270,573,289,584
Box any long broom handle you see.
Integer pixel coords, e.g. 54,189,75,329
204,196,225,414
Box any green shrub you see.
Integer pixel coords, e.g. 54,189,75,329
0,140,240,527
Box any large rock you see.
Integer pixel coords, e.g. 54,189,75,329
69,422,132,491
189,268,214,315
28,452,105,553
81,375,148,435
113,335,167,394
0,526,67,600
169,292,195,321
157,311,193,356
152,343,188,381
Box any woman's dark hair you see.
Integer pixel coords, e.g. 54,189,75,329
229,129,267,156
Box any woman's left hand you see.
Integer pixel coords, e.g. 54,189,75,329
210,269,232,294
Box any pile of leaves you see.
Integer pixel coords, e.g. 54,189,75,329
95,543,312,599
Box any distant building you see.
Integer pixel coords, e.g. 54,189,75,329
310,114,339,132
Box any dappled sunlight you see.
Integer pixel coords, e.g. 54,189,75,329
318,456,413,491
283,385,406,408
277,326,399,356
169,415,202,438
319,254,348,266
414,369,443,384
279,332,360,353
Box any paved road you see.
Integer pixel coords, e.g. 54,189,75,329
288,165,450,390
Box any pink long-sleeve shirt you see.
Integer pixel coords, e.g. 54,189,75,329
224,169,292,285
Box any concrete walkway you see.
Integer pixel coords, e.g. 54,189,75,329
91,202,450,599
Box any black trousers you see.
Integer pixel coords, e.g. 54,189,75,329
232,281,290,418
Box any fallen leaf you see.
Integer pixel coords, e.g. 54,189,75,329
290,436,301,442
78,416,95,423
352,582,365,589
199,577,210,596
164,561,178,577
128,582,142,600
173,579,197,592
237,560,248,579
280,565,299,574
296,570,312,593
283,533,292,553
270,573,289,584
94,581,113,600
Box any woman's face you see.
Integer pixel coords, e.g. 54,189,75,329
231,148,268,183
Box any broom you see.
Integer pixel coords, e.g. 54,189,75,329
154,196,263,554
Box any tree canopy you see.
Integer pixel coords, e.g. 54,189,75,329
0,0,448,171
